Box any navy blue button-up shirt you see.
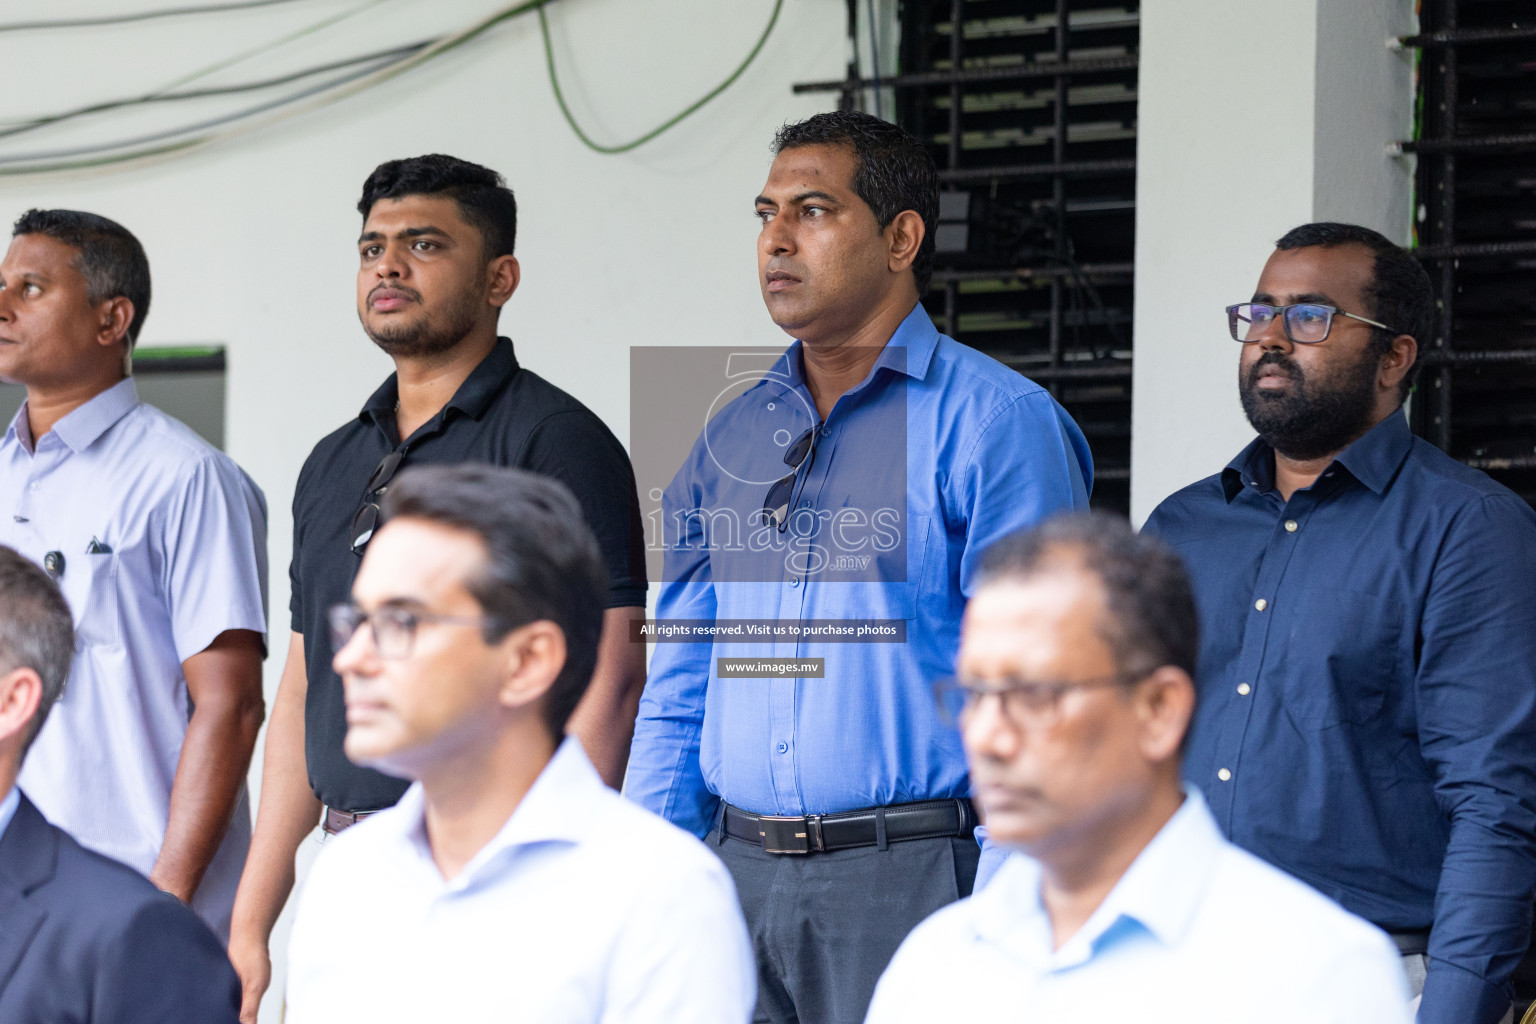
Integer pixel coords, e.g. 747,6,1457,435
1145,412,1536,1024
626,305,1092,837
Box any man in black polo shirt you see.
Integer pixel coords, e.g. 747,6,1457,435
227,154,647,1022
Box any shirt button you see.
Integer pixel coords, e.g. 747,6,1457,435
1237,682,1251,696
1284,520,1298,532
789,579,800,589
1217,768,1232,782
28,482,39,492
776,742,788,753
1254,598,1268,611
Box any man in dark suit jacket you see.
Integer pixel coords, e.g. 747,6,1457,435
0,546,240,1022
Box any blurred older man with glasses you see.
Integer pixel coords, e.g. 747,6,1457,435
1144,223,1536,1024
865,513,1410,1024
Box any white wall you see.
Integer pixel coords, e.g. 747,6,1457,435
1,0,843,636
1131,0,1416,521
0,2,843,1017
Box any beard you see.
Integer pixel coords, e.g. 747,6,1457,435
360,287,483,358
1239,344,1383,460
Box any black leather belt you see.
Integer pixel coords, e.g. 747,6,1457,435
1390,930,1430,957
322,806,377,836
721,798,975,855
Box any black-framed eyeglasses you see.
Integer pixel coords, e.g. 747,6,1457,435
761,423,821,533
1226,302,1398,345
933,670,1148,730
350,451,405,556
327,602,499,660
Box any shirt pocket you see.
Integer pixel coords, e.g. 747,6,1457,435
1277,586,1402,725
65,551,121,650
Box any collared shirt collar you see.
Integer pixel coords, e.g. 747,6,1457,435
4,377,139,454
0,786,19,843
383,737,605,894
874,303,941,382
359,337,522,429
763,302,942,401
1221,410,1414,502
974,788,1221,969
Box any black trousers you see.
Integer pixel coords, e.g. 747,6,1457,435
708,828,979,1024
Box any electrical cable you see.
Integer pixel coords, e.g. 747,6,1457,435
154,0,396,95
0,0,785,175
0,0,549,175
0,51,409,167
538,0,784,154
0,0,394,133
0,41,428,143
0,0,307,33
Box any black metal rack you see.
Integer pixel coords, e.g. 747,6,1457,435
794,0,1139,513
1402,0,1536,510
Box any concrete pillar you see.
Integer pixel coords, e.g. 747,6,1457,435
1129,0,1417,521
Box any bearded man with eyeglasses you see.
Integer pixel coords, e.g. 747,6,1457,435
228,155,648,1023
1144,222,1536,1024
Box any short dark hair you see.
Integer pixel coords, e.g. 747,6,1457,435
0,547,74,754
1274,222,1435,403
773,111,939,294
978,512,1199,682
380,465,605,738
357,154,517,263
12,209,152,346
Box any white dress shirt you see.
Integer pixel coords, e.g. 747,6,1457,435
285,737,756,1024
865,789,1412,1024
0,379,268,938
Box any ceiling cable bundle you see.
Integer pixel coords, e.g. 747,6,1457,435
0,0,784,177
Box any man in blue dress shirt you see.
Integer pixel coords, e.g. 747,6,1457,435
1144,222,1536,1024
626,110,1092,1023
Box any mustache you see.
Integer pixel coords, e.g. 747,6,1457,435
1247,350,1301,386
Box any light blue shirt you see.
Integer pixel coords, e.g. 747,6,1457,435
0,786,19,842
0,378,267,938
865,790,1413,1023
626,305,1092,834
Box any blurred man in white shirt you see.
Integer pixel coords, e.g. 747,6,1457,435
284,464,753,1024
865,513,1410,1024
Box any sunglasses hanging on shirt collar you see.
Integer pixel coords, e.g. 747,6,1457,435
349,451,405,556
762,424,821,533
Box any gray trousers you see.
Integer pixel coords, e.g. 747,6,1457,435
708,828,979,1024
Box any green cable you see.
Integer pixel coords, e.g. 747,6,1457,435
539,0,784,155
